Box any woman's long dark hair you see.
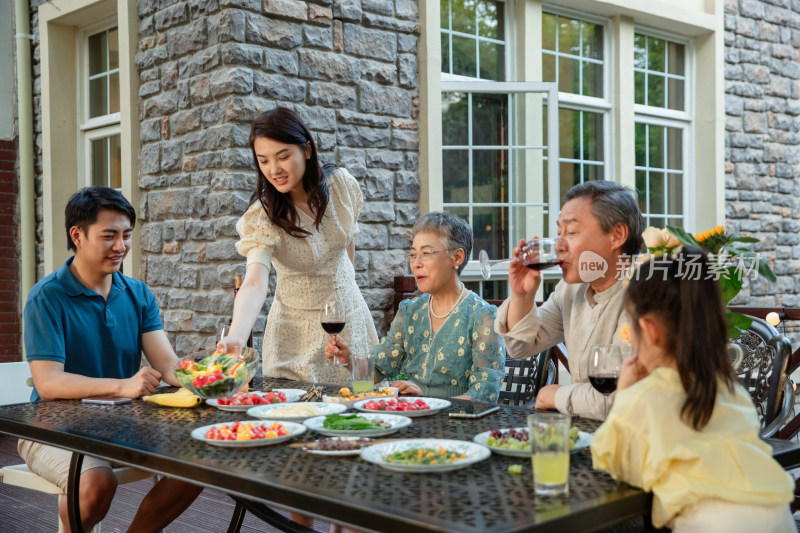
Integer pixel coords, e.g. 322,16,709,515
626,247,736,430
248,107,334,237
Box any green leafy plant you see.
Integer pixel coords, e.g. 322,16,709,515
641,225,776,338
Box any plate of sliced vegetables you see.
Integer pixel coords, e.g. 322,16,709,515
360,438,490,473
190,420,306,447
303,413,412,437
472,427,592,457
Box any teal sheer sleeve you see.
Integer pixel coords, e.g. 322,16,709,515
466,304,506,403
373,301,409,381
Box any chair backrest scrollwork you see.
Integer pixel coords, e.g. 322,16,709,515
729,317,793,438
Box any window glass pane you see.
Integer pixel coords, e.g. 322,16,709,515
478,0,503,40
472,93,507,146
108,28,119,70
452,35,477,77
558,56,578,95
443,150,470,203
441,0,450,29
648,37,665,72
479,41,505,81
542,13,556,50
452,0,476,34
109,134,121,189
648,172,664,214
667,127,682,170
479,279,508,301
648,125,664,168
648,75,665,108
442,92,469,145
582,61,602,97
559,108,579,159
441,33,450,73
649,216,665,229
633,34,647,69
668,42,685,75
635,170,647,212
583,112,603,161
560,161,579,193
634,71,645,105
635,123,646,166
88,31,107,76
473,149,508,203
581,22,602,60
542,53,556,84
584,164,604,181
667,78,684,111
667,174,682,215
91,138,108,187
110,72,120,114
89,76,108,118
472,206,508,261
558,18,580,56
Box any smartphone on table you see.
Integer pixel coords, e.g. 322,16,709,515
448,405,500,419
81,397,132,406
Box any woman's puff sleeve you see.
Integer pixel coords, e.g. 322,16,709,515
235,203,281,269
329,168,364,241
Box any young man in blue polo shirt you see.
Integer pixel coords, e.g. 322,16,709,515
18,186,202,532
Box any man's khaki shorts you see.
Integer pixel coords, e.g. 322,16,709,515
17,438,113,493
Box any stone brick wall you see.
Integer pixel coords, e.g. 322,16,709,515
135,0,419,354
723,0,800,339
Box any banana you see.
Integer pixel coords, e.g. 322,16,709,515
144,391,203,407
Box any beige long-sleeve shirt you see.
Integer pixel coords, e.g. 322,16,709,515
494,279,630,420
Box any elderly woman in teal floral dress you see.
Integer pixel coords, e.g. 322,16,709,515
326,212,506,403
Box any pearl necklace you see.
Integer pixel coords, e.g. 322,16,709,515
429,283,467,320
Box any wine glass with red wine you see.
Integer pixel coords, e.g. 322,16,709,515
320,300,346,366
478,238,560,280
587,344,623,419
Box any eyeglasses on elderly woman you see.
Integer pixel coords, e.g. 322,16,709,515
404,248,456,264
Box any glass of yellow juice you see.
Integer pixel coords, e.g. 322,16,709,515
528,412,570,496
351,353,375,394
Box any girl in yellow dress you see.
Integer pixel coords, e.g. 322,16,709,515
591,247,794,532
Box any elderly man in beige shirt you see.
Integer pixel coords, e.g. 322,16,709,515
495,181,644,420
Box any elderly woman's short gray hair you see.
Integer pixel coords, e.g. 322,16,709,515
412,211,473,275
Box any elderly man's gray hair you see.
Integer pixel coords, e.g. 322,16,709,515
412,212,473,275
563,181,644,256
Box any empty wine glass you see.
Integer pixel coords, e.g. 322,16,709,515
587,344,623,419
478,238,560,280
320,300,346,366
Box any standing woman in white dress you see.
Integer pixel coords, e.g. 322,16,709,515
218,107,378,387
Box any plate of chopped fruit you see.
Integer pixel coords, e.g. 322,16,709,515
206,390,300,412
191,420,306,447
322,387,398,408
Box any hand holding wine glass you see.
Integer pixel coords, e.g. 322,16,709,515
587,344,623,419
320,300,346,366
478,237,560,281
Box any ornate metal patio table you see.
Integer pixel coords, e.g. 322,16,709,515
0,378,650,533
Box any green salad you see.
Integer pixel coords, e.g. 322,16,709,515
322,414,389,431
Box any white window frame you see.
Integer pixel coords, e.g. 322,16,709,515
542,6,614,185
78,19,121,189
440,81,559,280
633,25,694,229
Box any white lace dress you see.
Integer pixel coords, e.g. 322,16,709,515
235,168,378,386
